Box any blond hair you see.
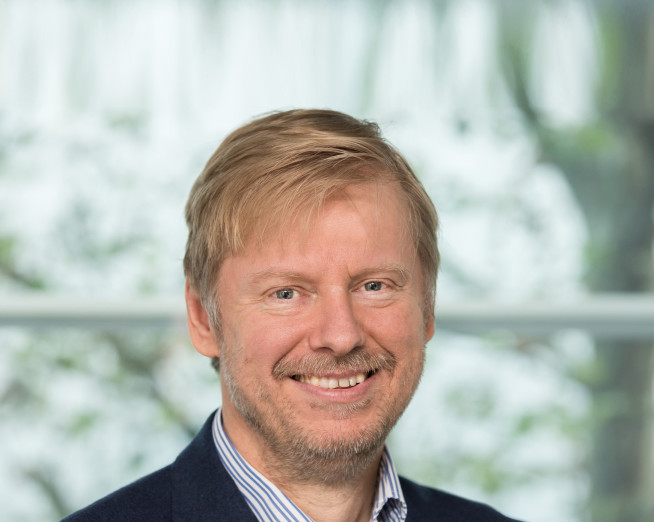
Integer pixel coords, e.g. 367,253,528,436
184,109,439,319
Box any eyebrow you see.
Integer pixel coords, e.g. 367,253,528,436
249,270,308,286
354,263,411,283
249,263,411,286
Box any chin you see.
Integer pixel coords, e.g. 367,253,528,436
273,424,389,486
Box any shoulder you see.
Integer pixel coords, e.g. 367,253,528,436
61,465,173,521
60,412,255,522
400,476,525,522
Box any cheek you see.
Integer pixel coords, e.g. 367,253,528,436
236,315,308,367
364,305,426,347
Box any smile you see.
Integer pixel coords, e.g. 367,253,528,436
292,371,374,389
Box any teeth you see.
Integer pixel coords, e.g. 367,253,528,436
295,372,370,389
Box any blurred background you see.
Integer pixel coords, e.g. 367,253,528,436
1,1,653,521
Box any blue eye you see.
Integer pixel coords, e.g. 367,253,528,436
275,289,295,300
364,281,383,291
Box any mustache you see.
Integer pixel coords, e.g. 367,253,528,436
272,347,395,380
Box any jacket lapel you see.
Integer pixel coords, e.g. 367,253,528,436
171,412,258,521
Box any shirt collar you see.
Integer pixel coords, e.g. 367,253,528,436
373,446,408,522
212,408,407,522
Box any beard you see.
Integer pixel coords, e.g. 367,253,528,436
220,344,425,487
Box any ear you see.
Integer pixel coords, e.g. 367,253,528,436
425,314,435,342
185,280,221,358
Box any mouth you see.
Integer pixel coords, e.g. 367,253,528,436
291,370,375,389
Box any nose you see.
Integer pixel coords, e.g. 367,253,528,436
309,288,365,356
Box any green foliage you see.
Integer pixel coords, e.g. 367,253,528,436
0,236,47,290
493,2,654,521
445,385,496,420
0,328,217,519
67,411,101,435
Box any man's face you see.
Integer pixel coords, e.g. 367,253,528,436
214,182,434,484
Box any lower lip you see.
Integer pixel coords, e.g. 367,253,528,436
290,372,377,401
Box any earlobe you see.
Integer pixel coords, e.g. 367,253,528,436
185,280,221,358
425,314,435,342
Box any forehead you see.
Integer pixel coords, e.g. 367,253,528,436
245,180,412,253
217,183,418,288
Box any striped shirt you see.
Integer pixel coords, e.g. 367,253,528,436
212,409,408,522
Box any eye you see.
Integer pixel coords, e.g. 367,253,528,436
274,288,296,300
364,281,384,292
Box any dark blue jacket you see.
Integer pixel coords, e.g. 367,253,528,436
62,413,523,521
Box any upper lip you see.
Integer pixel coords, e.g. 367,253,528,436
272,348,394,381
292,370,374,379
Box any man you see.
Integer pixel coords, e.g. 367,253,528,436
64,109,521,521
